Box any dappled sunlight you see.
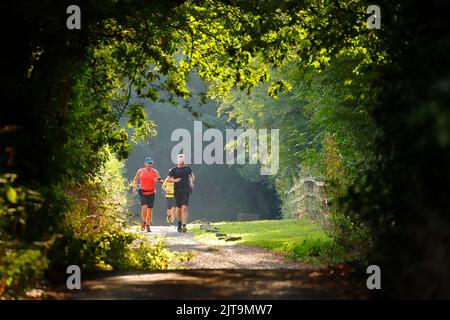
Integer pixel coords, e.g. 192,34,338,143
3,0,448,299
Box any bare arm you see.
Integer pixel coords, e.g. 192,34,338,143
132,169,142,192
189,172,195,190
167,173,181,183
156,170,163,184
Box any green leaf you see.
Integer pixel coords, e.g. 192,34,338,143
267,80,293,98
126,104,147,128
6,187,18,204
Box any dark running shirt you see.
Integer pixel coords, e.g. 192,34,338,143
168,166,192,192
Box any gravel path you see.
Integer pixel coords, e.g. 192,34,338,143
47,225,367,299
130,225,317,270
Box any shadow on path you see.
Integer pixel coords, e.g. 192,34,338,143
47,225,368,299
50,269,360,299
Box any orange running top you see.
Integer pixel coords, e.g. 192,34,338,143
140,168,158,191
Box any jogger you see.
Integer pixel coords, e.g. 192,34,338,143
132,157,163,232
162,177,176,225
167,154,195,233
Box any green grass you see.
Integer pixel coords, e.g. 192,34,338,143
191,219,344,265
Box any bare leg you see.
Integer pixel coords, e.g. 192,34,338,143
177,207,182,221
170,207,176,223
141,205,147,228
182,205,188,225
146,207,152,225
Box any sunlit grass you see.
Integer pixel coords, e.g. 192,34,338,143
191,219,344,265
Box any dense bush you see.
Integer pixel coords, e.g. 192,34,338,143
0,173,49,298
50,228,171,271
340,0,450,297
48,151,172,272
0,153,173,299
0,248,48,299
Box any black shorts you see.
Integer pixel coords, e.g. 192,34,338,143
166,197,176,209
139,190,155,208
174,190,190,208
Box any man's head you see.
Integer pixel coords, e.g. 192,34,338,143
144,157,153,169
177,154,185,166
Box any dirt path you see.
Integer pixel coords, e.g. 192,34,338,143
48,225,367,299
135,225,316,270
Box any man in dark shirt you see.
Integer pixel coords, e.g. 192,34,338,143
167,154,195,233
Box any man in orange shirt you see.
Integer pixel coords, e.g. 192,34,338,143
132,158,163,232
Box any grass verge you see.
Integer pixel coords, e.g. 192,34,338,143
191,219,345,265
